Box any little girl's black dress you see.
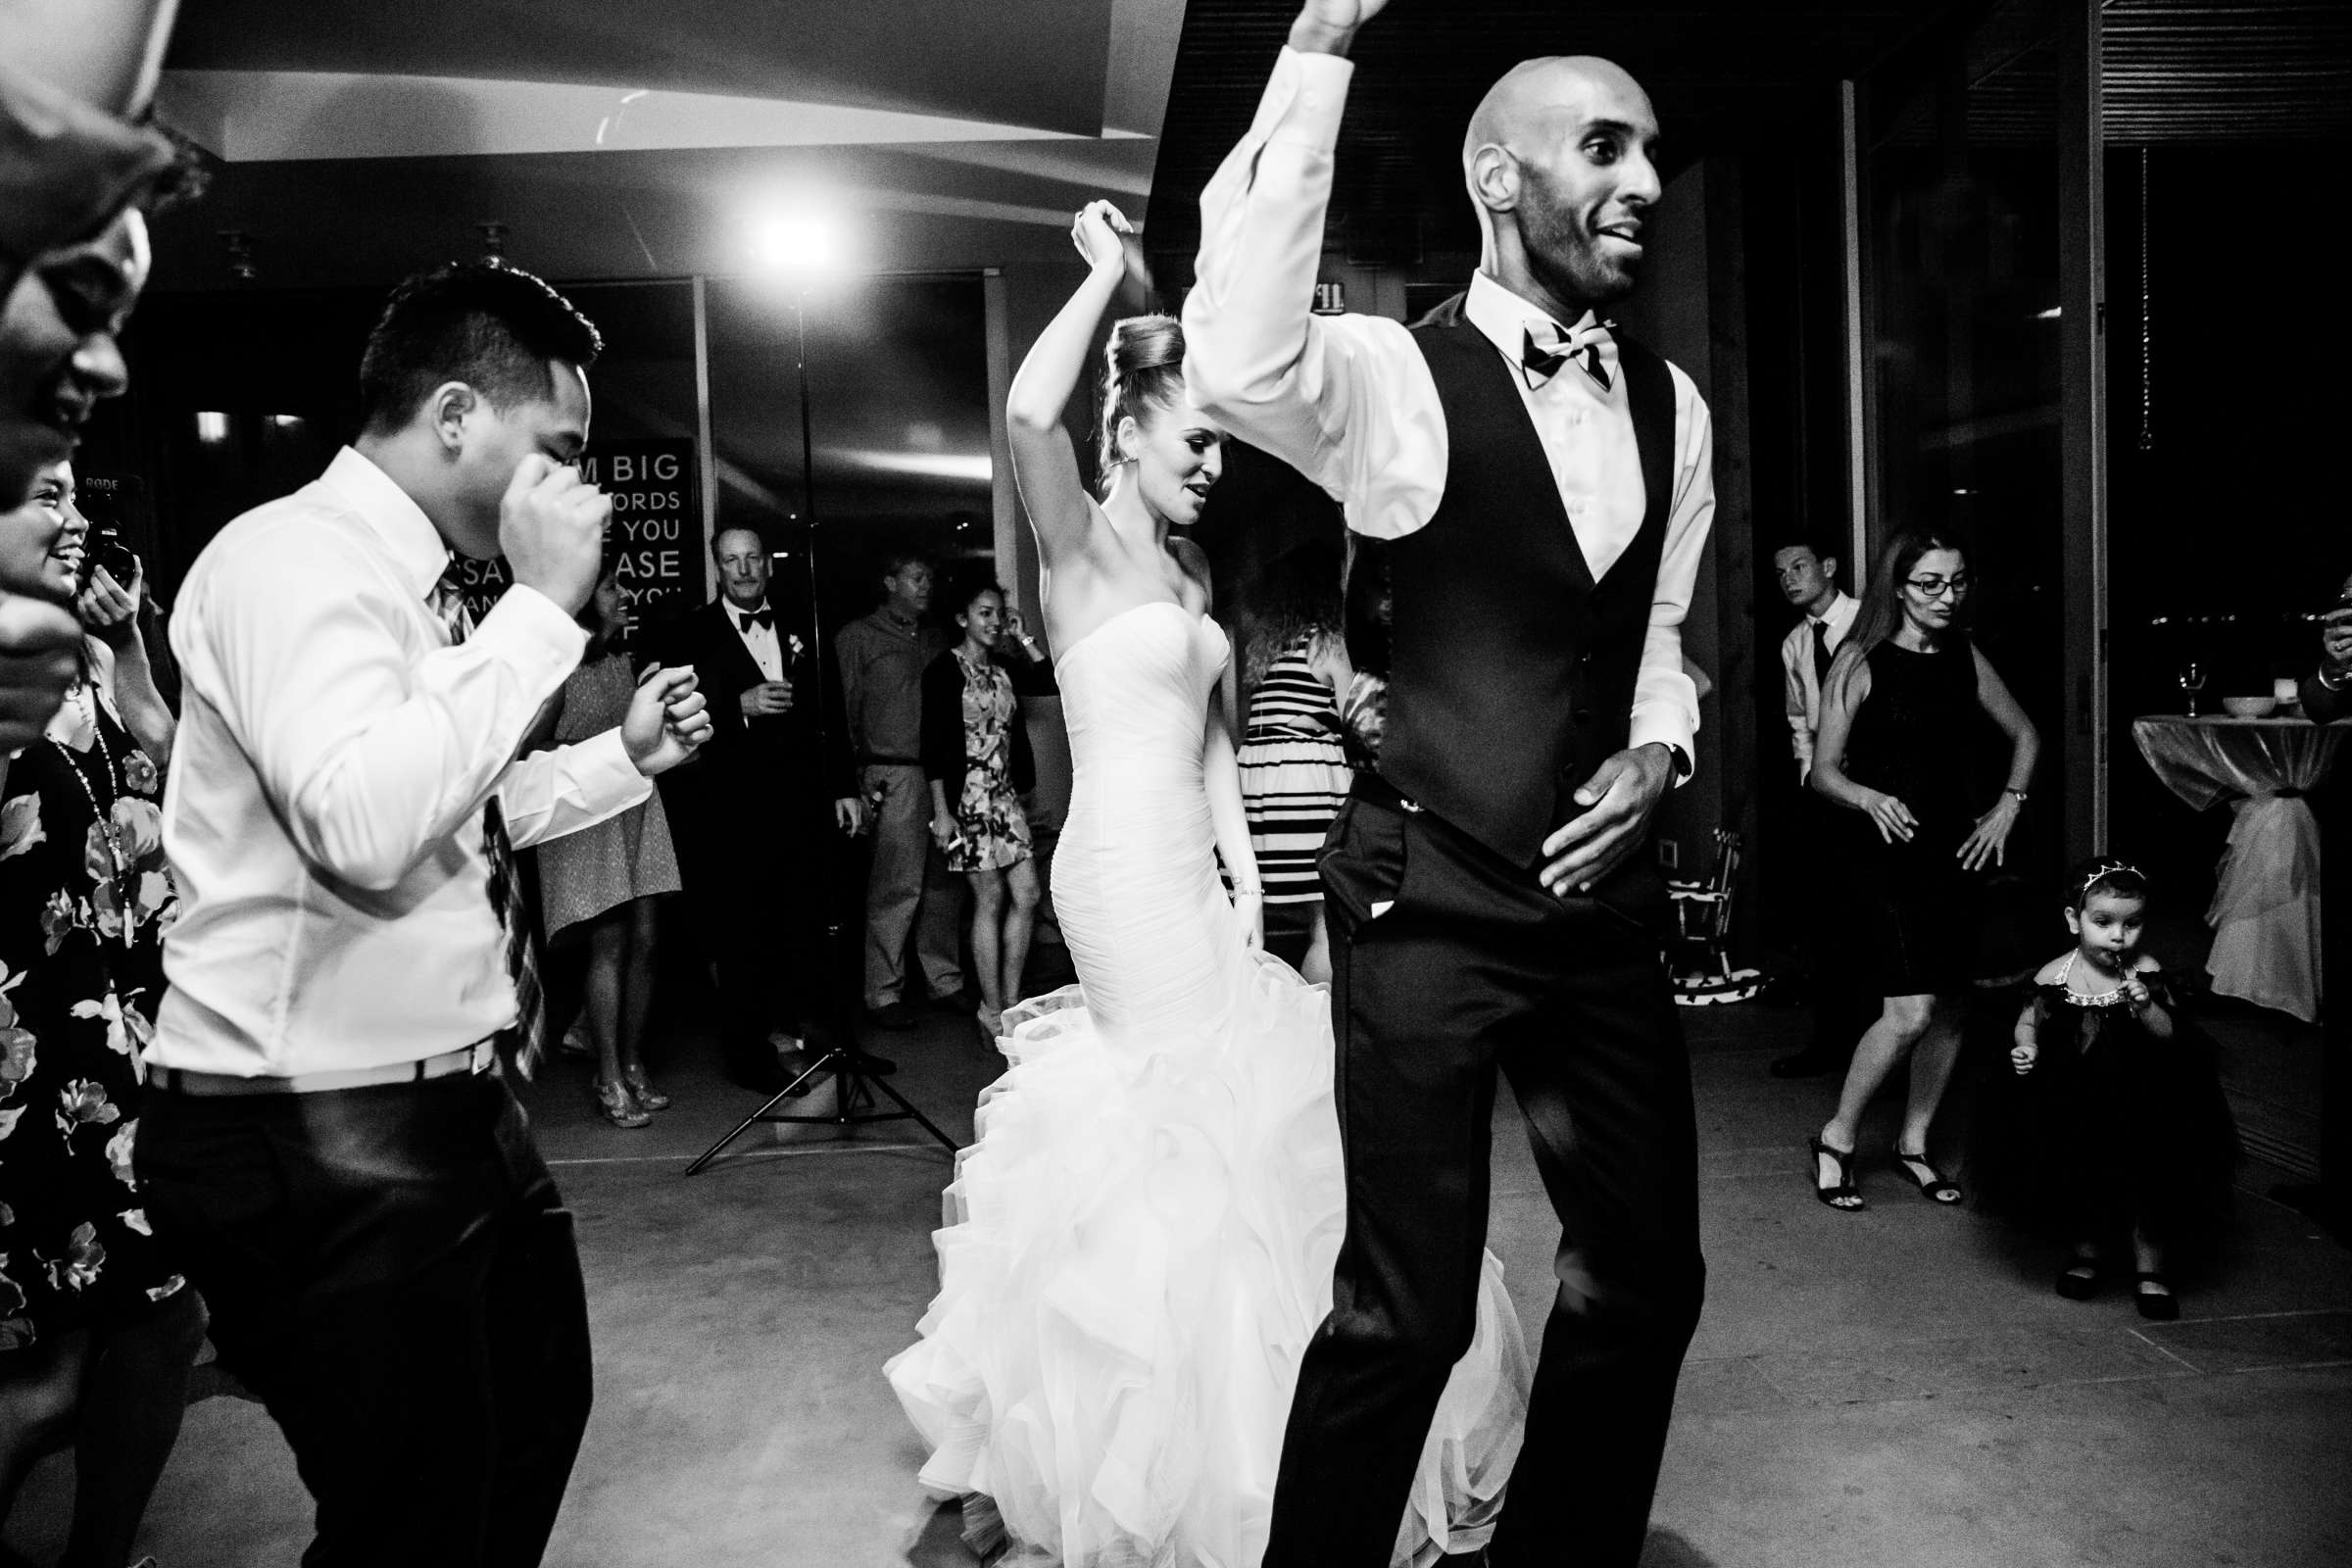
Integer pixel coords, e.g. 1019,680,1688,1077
1972,958,2238,1251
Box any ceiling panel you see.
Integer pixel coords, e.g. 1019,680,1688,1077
166,0,1116,135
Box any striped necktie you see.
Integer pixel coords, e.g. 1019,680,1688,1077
429,570,547,1079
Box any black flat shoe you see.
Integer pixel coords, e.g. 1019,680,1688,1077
1893,1148,1964,1204
2134,1272,2180,1321
1808,1135,1863,1210
2055,1260,2101,1300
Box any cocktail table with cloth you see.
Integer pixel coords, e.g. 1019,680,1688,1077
2132,713,2348,1023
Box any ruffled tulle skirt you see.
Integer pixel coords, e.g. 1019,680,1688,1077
886,953,1529,1567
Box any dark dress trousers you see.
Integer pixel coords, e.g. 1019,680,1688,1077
647,599,855,1065
1265,299,1706,1568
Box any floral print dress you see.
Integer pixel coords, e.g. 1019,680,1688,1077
948,648,1032,875
0,687,184,1352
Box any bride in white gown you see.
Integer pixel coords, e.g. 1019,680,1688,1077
885,202,1530,1566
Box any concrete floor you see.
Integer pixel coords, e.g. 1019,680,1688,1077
10,979,2350,1567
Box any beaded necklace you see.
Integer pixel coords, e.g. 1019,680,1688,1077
2054,949,2129,1009
46,685,131,949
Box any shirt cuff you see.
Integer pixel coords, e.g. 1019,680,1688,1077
1629,706,1696,783
1268,45,1354,149
567,727,656,812
470,583,591,697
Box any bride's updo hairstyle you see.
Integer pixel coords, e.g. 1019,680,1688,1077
1096,314,1187,495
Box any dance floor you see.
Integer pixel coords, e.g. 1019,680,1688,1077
10,987,2349,1567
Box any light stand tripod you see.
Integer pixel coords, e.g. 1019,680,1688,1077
684,279,957,1175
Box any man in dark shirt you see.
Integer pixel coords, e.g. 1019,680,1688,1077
837,551,965,1027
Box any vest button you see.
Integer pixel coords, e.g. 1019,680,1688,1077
1574,708,1593,724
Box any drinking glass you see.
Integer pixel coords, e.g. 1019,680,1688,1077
2179,662,2207,717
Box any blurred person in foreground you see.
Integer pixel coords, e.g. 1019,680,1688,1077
1,4,183,766
133,263,711,1568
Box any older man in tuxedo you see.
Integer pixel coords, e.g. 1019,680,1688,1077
652,526,865,1090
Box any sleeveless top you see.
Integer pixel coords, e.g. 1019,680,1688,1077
1840,635,1981,837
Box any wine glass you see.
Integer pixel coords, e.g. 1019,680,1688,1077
2179,661,2207,717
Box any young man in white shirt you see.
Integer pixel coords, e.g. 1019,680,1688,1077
1771,539,1869,1078
1186,2,1711,1560
136,263,712,1568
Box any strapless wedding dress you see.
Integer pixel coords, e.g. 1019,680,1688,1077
886,601,1529,1566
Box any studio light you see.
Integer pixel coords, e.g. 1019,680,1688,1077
747,207,848,282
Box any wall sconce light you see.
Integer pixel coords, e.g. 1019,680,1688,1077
478,222,509,263
194,411,231,444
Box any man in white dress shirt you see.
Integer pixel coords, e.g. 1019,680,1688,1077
1185,2,1714,1561
1770,539,1869,1078
136,263,712,1568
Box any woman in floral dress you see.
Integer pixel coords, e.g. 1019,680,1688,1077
922,582,1042,1041
0,464,204,1568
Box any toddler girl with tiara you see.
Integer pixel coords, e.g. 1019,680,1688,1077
1976,858,2238,1320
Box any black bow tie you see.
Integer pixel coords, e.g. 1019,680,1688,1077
1521,321,1614,392
738,609,774,632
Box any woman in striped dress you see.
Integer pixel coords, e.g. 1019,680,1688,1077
1236,548,1352,984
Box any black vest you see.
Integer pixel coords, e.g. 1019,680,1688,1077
1345,294,1679,871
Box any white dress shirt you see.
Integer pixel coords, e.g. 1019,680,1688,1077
151,447,652,1078
1779,590,1859,781
1183,45,1716,767
730,598,784,682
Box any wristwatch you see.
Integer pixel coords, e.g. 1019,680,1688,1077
2004,787,2029,803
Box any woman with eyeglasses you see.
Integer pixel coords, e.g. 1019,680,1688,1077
1804,530,2039,1212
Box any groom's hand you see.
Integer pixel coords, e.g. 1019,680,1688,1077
1290,0,1391,56
1540,743,1675,898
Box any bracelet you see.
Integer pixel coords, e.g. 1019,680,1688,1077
1233,886,1264,897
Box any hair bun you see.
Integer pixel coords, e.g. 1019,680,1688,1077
1107,315,1184,377
1095,314,1190,491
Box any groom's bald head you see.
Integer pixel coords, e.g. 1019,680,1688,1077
1462,55,1663,311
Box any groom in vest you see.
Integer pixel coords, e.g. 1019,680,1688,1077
1186,2,1712,1561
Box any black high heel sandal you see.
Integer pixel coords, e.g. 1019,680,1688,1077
1893,1147,1963,1204
1808,1135,1863,1211
2133,1272,2180,1322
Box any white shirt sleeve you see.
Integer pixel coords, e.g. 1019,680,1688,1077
184,522,599,891
1782,623,1816,776
495,727,652,851
1624,368,1712,764
1182,46,1446,540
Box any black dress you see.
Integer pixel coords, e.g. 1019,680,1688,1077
1972,960,2238,1251
1837,635,1985,996
0,692,186,1351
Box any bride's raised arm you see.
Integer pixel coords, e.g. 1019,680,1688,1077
1006,201,1132,572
